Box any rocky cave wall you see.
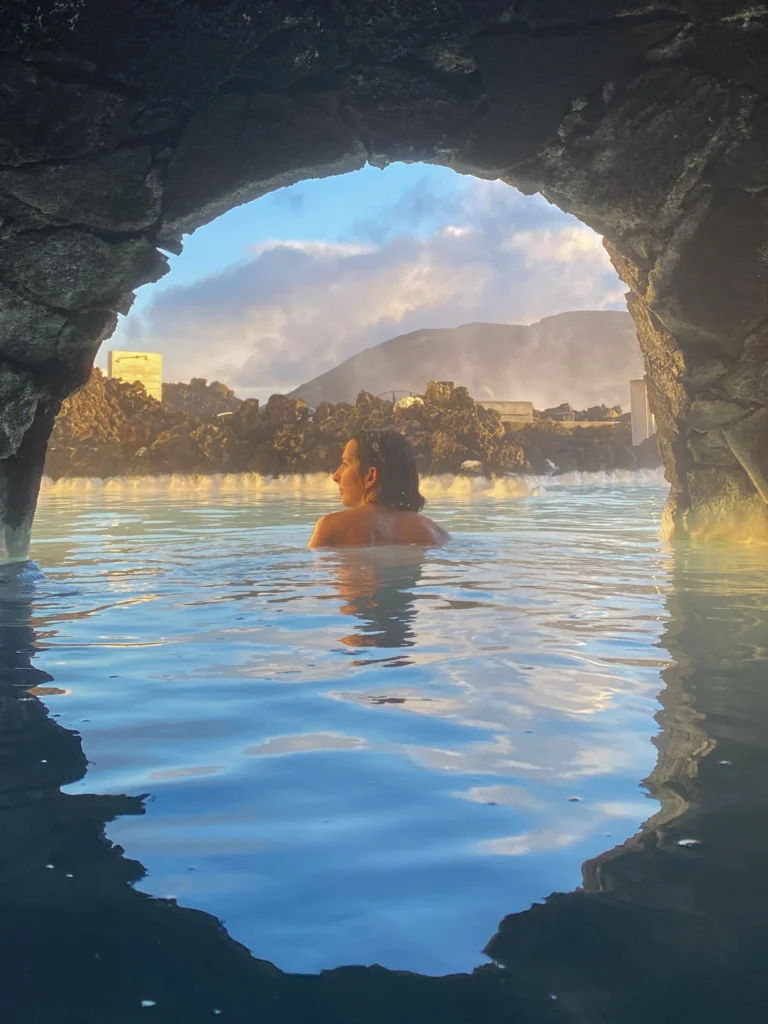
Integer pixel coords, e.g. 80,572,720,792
1,0,767,554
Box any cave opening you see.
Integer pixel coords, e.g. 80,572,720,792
1,1,767,558
2,5,768,1020
100,161,634,407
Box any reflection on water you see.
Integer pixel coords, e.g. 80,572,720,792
485,541,768,1022
324,547,424,661
2,481,768,1021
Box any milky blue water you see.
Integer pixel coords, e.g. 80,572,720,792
5,473,768,1022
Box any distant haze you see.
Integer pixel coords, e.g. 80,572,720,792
290,311,643,409
109,172,629,402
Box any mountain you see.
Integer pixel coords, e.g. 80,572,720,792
289,310,643,409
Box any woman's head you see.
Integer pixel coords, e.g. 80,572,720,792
332,429,425,512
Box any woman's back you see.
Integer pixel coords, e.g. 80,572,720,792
309,504,449,548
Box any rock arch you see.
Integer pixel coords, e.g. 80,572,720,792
1,0,767,555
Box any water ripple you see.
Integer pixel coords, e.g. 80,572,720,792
23,477,675,976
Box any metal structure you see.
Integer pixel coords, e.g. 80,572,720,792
107,350,163,402
376,390,415,403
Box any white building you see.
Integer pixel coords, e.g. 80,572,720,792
477,400,535,425
630,379,655,446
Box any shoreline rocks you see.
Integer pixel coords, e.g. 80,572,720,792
45,372,662,481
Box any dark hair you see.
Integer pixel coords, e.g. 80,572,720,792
353,429,425,513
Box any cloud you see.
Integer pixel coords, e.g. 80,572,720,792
249,240,374,256
505,225,609,262
350,171,469,245
474,795,651,857
118,179,628,401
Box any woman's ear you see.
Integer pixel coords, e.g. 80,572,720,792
365,465,379,489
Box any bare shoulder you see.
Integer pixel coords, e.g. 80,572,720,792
308,510,347,549
310,507,449,548
419,513,451,545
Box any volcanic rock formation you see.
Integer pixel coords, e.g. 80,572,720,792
1,1,767,554
45,373,659,480
162,377,241,421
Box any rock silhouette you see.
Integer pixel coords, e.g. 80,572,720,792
2,537,767,1022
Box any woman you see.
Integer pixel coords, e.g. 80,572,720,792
308,429,450,548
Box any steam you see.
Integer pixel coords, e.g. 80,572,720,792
113,178,630,406
39,469,667,500
660,492,768,545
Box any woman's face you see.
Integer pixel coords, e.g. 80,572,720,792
332,440,375,507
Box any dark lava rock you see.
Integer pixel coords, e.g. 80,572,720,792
46,374,657,481
163,378,241,422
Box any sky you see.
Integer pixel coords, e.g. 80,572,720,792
105,163,628,402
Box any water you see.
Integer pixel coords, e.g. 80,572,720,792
3,472,768,1022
